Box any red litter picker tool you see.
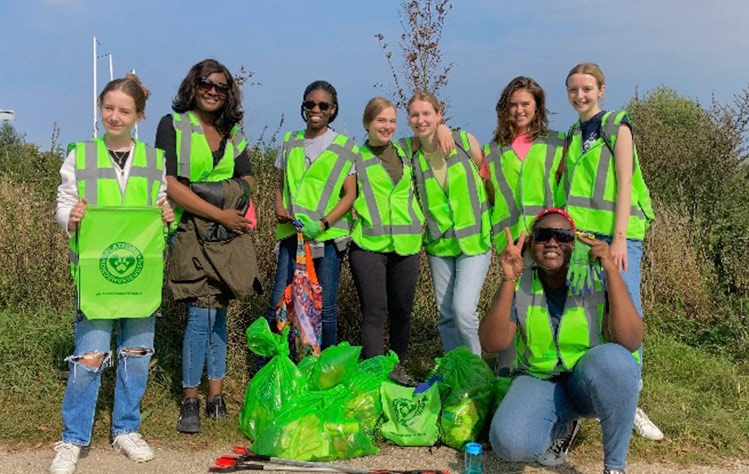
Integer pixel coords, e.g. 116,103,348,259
209,446,451,474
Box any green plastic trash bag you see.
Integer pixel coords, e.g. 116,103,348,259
238,318,305,441
344,351,399,435
308,342,362,391
252,385,379,460
297,354,318,382
429,346,496,450
380,380,441,446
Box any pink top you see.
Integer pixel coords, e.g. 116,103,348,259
511,133,533,160
479,133,535,179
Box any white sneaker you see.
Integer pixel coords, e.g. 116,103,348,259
112,432,155,462
633,407,664,441
538,419,580,467
49,441,81,474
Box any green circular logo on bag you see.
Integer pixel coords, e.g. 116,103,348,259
393,397,425,426
99,242,144,284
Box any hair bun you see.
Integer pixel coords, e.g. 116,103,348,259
125,73,151,101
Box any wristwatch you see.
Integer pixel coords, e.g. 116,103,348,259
320,218,330,231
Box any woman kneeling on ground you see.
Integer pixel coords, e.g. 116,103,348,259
479,208,642,474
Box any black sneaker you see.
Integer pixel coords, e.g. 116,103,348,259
205,394,228,420
389,364,417,387
537,419,580,467
176,397,201,433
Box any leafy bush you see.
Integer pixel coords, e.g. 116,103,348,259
631,87,749,359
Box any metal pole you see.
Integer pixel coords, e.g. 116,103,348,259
93,36,98,137
131,68,139,140
109,53,114,81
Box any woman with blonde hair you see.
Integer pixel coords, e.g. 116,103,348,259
407,91,491,356
559,62,660,442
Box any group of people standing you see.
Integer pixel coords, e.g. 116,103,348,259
51,58,659,474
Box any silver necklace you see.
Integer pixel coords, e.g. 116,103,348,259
108,149,130,169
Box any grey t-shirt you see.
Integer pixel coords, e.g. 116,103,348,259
275,128,355,174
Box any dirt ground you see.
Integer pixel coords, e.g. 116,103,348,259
2,444,747,474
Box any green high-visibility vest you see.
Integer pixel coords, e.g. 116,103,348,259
484,131,565,252
514,268,606,378
66,138,165,318
413,131,491,256
276,130,358,241
560,110,655,239
171,111,247,223
514,268,640,378
351,141,424,255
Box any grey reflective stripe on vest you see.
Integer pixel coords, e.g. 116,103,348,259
173,113,200,180
357,149,421,237
283,134,305,214
565,114,645,219
541,134,563,210
490,134,562,234
514,269,545,368
578,289,606,349
69,249,79,265
75,142,162,206
412,159,441,238
487,142,520,234
231,129,246,149
128,146,164,205
515,269,606,372
289,139,356,221
416,150,485,240
73,141,118,206
564,129,645,219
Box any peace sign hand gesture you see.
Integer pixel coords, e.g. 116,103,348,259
500,227,525,281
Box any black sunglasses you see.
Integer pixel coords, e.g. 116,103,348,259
532,227,575,244
197,77,230,96
302,100,333,111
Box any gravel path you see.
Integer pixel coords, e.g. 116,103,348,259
2,444,747,474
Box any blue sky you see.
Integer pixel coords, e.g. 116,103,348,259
2,0,748,150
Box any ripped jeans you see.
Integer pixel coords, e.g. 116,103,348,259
61,316,155,446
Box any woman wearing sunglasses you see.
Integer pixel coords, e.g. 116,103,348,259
560,62,660,441
408,91,492,356
155,58,256,434
267,80,357,352
479,209,642,474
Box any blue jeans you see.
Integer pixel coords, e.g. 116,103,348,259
597,236,644,381
266,237,343,349
489,343,640,471
595,236,643,317
427,251,491,355
182,305,227,388
61,316,155,446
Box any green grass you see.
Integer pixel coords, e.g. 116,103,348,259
572,328,749,464
2,307,747,465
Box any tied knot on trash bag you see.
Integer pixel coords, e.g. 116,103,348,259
239,318,304,441
428,347,498,450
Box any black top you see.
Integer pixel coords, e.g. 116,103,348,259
155,114,254,179
579,110,632,153
366,140,403,183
